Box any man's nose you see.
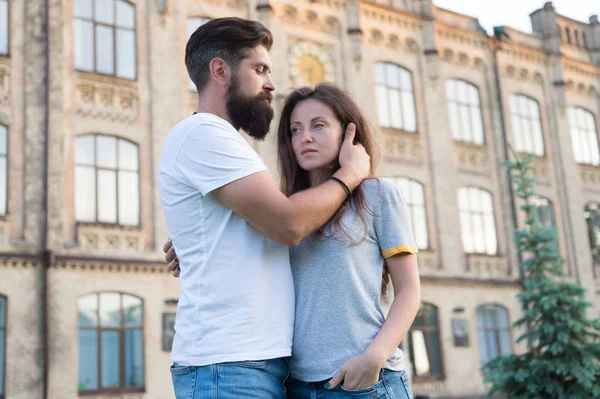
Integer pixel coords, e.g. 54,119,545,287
264,74,276,91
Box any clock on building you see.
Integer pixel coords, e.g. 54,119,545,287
288,38,335,87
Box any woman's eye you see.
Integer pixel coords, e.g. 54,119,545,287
291,127,301,135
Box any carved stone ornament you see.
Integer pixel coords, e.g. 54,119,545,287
0,60,10,106
76,223,143,254
288,38,335,87
465,254,509,279
382,129,424,167
456,142,490,177
579,164,600,194
75,73,139,124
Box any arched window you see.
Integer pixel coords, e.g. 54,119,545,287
187,17,211,91
509,94,545,156
78,293,144,393
531,195,558,250
568,107,599,166
74,0,137,79
390,177,429,249
374,63,416,132
585,202,600,269
0,295,6,399
407,303,444,378
75,135,140,226
476,304,511,365
445,80,484,144
0,124,7,215
458,187,498,255
0,0,8,55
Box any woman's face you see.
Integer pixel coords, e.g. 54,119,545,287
290,99,343,173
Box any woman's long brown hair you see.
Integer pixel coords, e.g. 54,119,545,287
277,83,378,244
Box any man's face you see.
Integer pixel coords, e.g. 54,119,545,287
226,46,276,140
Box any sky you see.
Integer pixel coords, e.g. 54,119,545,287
433,0,598,35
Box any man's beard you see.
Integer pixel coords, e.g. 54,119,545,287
226,77,274,141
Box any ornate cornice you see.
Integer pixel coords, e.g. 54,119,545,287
278,5,341,36
361,2,422,31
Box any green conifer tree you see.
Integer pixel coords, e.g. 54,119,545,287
483,147,600,399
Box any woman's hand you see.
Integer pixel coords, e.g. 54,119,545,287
325,350,383,390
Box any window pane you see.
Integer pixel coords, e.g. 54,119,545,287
95,25,115,75
469,188,481,212
532,120,544,155
411,330,431,375
376,86,390,127
0,156,6,215
124,329,144,387
76,136,95,166
78,330,98,391
0,0,8,55
448,102,460,140
471,107,484,144
74,19,94,71
95,0,115,24
484,214,497,255
374,63,386,85
496,308,509,328
460,105,471,141
426,330,443,374
75,166,96,222
116,0,135,28
460,212,474,253
487,331,499,360
118,140,138,171
99,293,121,327
101,331,120,387
74,0,92,18
116,29,136,79
96,136,117,169
413,207,428,249
389,90,402,129
477,330,489,364
402,91,416,132
118,171,139,226
385,64,400,89
123,295,142,327
78,294,98,327
98,170,117,223
499,330,511,355
473,215,485,253
400,69,412,90
511,113,524,152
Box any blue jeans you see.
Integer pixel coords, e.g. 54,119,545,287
286,369,414,399
170,358,288,399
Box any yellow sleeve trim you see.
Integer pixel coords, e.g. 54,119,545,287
382,244,419,259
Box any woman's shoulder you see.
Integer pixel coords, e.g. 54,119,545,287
359,177,404,203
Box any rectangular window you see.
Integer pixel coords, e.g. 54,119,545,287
0,0,8,55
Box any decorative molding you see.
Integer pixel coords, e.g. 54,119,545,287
278,6,341,36
361,3,422,31
204,0,248,8
382,129,424,167
75,223,144,254
563,79,597,97
532,156,551,187
579,164,600,194
75,72,139,124
439,48,486,69
288,38,335,86
0,59,10,106
456,142,490,177
52,257,166,274
500,41,546,64
435,26,488,49
302,0,345,8
417,250,440,273
464,254,510,279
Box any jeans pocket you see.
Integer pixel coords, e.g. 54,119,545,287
224,359,268,369
398,371,414,399
170,363,195,376
339,378,383,394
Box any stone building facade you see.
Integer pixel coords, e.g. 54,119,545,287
0,0,599,398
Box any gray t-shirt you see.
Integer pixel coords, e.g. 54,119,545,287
288,178,418,382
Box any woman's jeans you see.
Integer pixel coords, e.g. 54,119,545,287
170,358,288,399
286,369,414,399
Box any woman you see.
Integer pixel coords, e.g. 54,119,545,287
165,83,420,398
278,84,420,398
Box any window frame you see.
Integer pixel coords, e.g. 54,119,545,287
390,177,430,250
77,292,145,396
584,202,600,272
445,79,485,145
74,0,138,80
509,94,545,156
374,62,418,133
75,134,141,227
568,107,600,166
0,124,8,216
476,304,512,366
407,302,445,380
0,0,9,57
0,295,6,399
458,187,499,255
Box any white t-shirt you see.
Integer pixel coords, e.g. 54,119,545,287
158,113,294,366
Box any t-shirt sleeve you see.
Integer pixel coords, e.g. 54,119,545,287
374,180,419,259
174,119,267,195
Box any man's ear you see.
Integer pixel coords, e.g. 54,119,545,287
208,58,231,87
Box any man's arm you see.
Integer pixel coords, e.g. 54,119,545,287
214,123,369,247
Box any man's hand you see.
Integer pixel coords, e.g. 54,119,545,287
163,238,180,277
325,350,382,391
336,123,371,190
